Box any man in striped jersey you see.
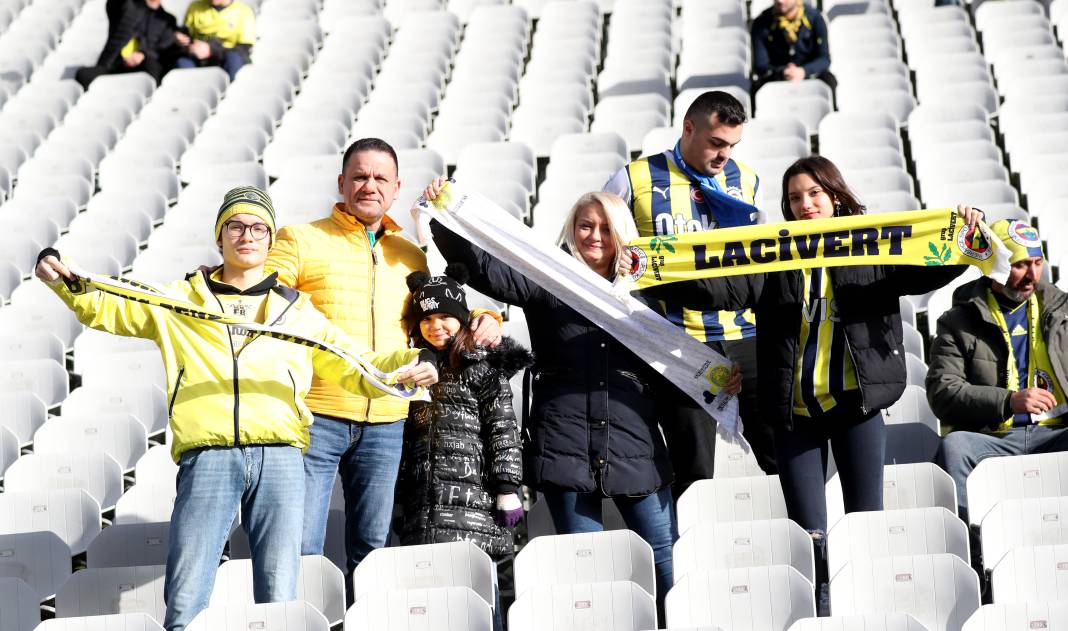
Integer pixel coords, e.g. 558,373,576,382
604,90,773,488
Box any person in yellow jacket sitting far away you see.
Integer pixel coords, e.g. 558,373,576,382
34,186,439,631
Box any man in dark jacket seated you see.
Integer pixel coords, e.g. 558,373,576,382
751,0,835,93
928,220,1068,522
75,0,186,89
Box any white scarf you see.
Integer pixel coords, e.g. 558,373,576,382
416,181,754,458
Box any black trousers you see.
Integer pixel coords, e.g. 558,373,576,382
75,56,165,90
663,335,777,498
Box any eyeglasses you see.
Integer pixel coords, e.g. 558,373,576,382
224,221,271,241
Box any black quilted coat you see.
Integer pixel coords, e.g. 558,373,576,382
431,221,675,498
396,337,531,557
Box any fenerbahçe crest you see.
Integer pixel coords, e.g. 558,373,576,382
956,224,993,261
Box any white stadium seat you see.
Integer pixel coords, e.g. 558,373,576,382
665,566,815,631
0,530,72,601
831,553,979,631
677,475,789,534
672,518,816,585
186,601,329,631
56,565,167,621
0,577,40,631
962,601,1068,631
35,613,165,631
347,586,493,631
352,541,496,612
509,580,656,631
515,530,656,599
210,555,346,626
966,452,1068,527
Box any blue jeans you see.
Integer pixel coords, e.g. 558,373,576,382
542,487,677,624
937,424,1068,523
174,49,246,81
301,415,404,574
164,445,303,631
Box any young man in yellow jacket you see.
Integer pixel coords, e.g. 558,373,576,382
36,186,438,631
266,138,502,577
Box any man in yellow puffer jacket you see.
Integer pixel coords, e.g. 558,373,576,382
37,186,438,631
267,138,503,575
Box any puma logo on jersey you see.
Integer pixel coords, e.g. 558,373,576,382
652,186,670,199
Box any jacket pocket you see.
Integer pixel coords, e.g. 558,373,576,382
287,369,303,422
168,366,186,418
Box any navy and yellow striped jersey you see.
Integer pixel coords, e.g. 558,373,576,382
608,150,760,342
792,268,860,418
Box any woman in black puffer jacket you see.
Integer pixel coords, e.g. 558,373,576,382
396,265,532,557
426,187,694,620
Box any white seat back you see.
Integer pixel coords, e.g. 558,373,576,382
509,580,656,631
346,586,492,631
210,555,345,626
966,452,1068,526
831,553,980,631
186,601,329,631
980,496,1068,570
0,530,72,601
962,601,1068,631
677,475,788,534
515,530,655,598
828,507,969,579
0,488,101,554
672,519,815,585
35,612,165,630
55,565,166,621
665,566,814,631
351,541,496,611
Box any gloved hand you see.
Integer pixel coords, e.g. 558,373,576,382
494,493,524,528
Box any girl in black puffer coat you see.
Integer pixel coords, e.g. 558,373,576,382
397,264,532,558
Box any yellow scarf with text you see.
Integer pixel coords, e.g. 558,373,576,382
622,209,1011,288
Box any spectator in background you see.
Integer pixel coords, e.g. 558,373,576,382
928,220,1068,522
175,0,255,81
751,0,835,93
603,90,775,485
265,138,502,585
75,0,186,89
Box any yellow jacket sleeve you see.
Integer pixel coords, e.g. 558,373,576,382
237,8,255,45
306,307,423,399
267,226,301,288
48,276,158,340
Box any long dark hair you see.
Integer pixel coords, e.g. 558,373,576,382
402,308,477,371
780,155,866,221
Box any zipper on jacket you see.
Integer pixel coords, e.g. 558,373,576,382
210,282,300,447
365,232,378,419
288,369,302,421
210,289,243,447
168,366,186,418
230,354,240,445
841,333,868,415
